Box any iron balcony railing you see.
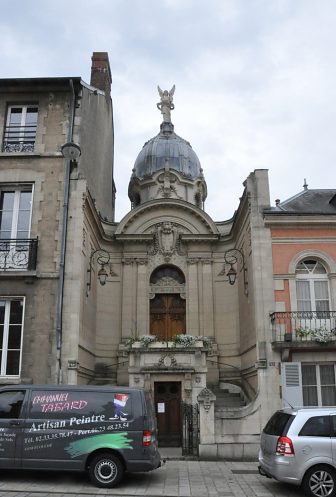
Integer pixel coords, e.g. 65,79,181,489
0,238,38,271
270,311,336,344
2,124,36,152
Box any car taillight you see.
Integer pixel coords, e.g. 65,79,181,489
142,430,152,446
276,436,294,455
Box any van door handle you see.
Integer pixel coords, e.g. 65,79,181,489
9,420,20,426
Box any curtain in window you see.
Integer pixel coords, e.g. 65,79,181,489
320,365,336,406
302,364,318,406
314,281,330,313
296,281,312,312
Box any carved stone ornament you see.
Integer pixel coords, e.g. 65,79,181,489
149,222,185,259
158,353,177,368
153,161,184,200
197,387,216,412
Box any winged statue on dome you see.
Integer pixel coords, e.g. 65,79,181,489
157,85,175,123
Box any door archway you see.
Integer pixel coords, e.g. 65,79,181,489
149,265,186,340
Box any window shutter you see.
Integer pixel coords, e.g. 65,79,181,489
281,362,303,408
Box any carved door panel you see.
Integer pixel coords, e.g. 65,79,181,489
150,294,185,340
154,382,181,447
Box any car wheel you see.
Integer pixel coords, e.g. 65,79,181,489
89,452,124,488
303,465,336,497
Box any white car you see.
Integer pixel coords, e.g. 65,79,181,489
259,408,336,497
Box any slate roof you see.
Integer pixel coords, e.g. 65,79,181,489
267,189,336,214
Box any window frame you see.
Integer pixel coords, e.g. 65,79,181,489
295,259,330,314
302,363,336,406
0,297,25,377
3,104,38,153
0,184,33,240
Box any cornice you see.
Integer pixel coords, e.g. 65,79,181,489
264,213,336,226
115,198,218,235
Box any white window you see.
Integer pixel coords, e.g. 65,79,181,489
295,259,333,336
0,187,32,240
0,186,34,270
3,105,38,152
302,363,336,406
282,362,336,407
0,298,24,376
296,259,330,314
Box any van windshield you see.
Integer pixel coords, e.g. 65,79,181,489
263,411,294,436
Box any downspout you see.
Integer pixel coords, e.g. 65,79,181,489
56,79,76,384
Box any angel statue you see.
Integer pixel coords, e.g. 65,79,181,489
157,85,175,123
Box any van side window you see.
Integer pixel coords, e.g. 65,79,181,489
299,416,331,437
332,416,336,436
0,390,25,418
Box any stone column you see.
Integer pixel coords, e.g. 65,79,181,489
197,387,217,458
136,258,148,335
121,258,136,339
202,259,214,336
187,258,199,335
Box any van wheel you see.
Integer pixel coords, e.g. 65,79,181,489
302,465,336,497
89,452,123,488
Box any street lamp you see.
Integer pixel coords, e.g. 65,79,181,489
221,248,248,294
87,249,112,293
61,142,81,161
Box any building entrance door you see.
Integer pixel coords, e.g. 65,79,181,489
154,382,181,447
150,294,185,340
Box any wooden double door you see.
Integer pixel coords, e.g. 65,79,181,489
154,382,182,447
150,294,185,341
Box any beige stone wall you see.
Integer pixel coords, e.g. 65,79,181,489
0,85,71,384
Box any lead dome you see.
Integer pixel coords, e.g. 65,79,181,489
133,122,202,180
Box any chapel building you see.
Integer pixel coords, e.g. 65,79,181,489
0,53,335,459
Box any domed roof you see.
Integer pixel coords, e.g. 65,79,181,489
133,122,202,180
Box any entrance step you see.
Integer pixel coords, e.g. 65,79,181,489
159,446,198,461
212,387,246,408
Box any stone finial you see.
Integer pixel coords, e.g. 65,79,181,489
157,85,175,123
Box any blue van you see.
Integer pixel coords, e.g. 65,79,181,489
0,385,161,487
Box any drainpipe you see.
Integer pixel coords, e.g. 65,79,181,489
55,79,76,384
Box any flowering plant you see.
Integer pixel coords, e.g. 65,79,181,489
138,335,158,347
173,334,198,346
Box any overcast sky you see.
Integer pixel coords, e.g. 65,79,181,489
2,0,336,222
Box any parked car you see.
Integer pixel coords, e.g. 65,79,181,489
259,408,336,497
0,385,161,488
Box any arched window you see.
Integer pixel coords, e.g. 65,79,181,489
150,266,185,340
295,259,330,315
150,266,185,285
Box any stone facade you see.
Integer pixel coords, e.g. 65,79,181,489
1,53,335,459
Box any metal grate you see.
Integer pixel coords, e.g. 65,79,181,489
181,402,199,456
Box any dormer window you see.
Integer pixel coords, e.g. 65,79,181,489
3,105,38,152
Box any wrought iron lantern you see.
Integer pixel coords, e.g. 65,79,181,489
222,248,248,294
87,249,112,293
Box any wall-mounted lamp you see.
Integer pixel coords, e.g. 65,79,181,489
221,248,248,294
61,142,81,161
87,249,112,294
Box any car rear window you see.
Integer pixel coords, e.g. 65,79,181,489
263,411,295,436
299,416,331,437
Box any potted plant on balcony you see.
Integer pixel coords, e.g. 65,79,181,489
311,327,335,343
295,327,311,340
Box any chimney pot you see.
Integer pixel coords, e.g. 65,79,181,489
90,52,112,97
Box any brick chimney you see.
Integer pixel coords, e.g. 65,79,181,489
90,52,112,97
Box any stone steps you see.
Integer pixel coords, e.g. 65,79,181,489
212,388,246,408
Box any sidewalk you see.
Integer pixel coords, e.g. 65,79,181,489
0,459,304,497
